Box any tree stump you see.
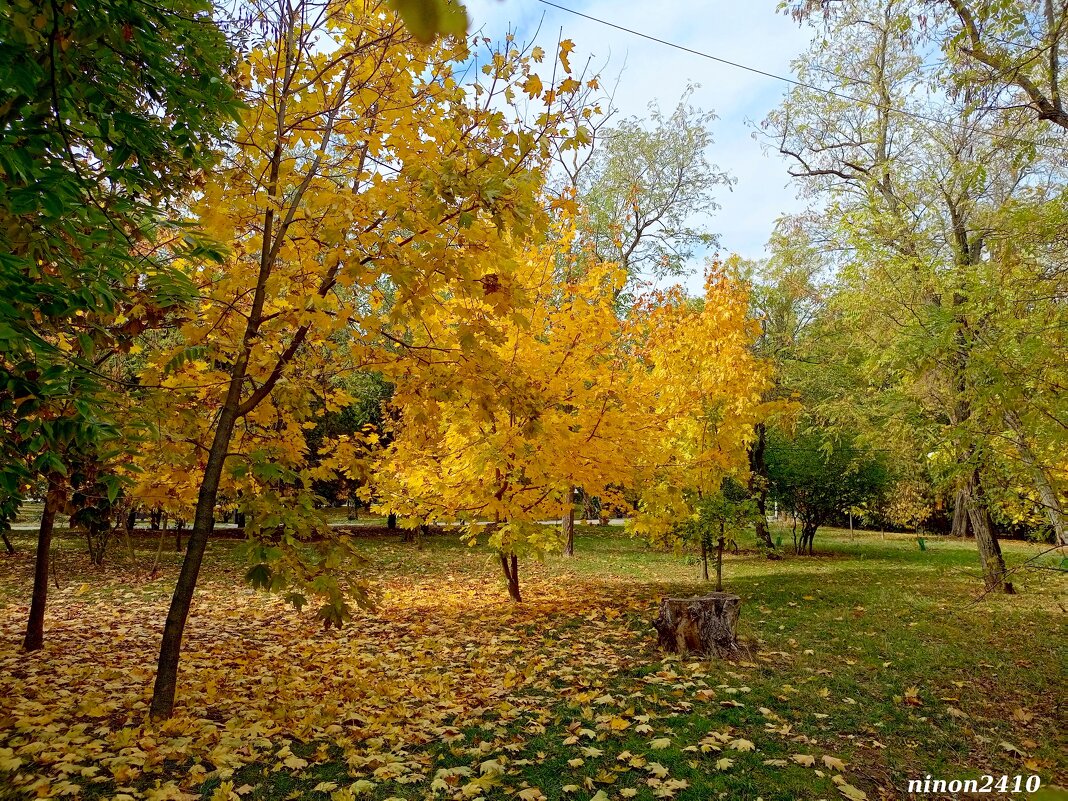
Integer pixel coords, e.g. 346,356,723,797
653,593,741,657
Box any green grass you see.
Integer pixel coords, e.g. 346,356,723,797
0,521,1064,800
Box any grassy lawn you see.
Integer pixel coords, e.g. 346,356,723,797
0,523,1064,800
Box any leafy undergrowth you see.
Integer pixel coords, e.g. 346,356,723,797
0,526,1064,800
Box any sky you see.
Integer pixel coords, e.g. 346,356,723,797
463,0,817,287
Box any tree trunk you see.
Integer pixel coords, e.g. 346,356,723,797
748,423,775,550
1005,411,1066,545
127,506,137,532
716,532,724,592
701,539,709,581
951,488,969,538
151,403,240,720
964,469,1014,594
386,512,397,530
499,551,521,602
149,518,167,578
798,520,818,555
175,520,184,552
653,593,741,657
23,477,63,651
562,487,575,557
1,528,14,555
86,524,109,566
122,507,136,562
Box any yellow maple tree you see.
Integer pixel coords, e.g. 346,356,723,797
372,223,640,599
626,266,770,545
139,0,591,717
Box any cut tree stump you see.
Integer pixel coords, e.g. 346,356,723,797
653,593,741,657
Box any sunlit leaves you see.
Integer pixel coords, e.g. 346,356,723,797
626,266,769,548
135,0,593,619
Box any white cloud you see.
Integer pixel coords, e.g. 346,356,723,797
463,0,815,288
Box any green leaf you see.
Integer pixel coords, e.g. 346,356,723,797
245,563,272,590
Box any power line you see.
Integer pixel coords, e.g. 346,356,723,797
535,0,1055,151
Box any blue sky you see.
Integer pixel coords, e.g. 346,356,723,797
464,0,816,285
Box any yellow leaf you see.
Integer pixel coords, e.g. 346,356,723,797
521,75,543,98
837,783,867,801
559,39,575,72
646,762,669,779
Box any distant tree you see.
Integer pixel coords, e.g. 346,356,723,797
306,371,393,507
575,87,732,293
767,428,889,554
0,491,16,554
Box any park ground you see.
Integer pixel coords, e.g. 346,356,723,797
0,522,1064,801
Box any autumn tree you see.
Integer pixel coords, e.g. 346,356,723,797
627,269,769,553
939,0,1068,132
549,82,732,553
763,0,1066,589
143,0,590,717
373,227,640,601
785,0,1067,134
